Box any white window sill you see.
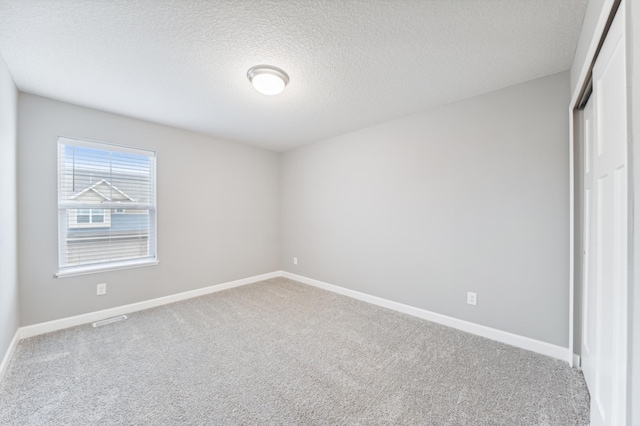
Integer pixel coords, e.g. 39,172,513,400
55,258,159,278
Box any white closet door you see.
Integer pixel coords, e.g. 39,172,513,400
584,6,628,426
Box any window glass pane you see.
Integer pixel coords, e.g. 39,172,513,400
91,209,104,223
77,209,90,223
58,137,157,272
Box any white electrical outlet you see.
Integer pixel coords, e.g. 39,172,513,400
97,283,107,296
467,292,477,306
293,257,298,265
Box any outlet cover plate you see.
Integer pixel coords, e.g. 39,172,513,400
467,292,477,306
97,283,107,296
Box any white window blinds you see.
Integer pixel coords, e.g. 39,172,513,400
57,137,157,276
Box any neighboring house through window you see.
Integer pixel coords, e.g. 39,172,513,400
66,180,135,228
56,137,158,276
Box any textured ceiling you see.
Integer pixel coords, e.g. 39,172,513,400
0,0,588,152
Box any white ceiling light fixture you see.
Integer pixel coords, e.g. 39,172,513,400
247,65,290,96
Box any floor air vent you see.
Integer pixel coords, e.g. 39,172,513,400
92,315,128,327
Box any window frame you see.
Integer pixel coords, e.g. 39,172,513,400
55,136,158,278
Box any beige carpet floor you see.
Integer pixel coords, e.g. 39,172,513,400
0,277,589,425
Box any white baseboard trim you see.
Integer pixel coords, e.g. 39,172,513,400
19,271,282,340
573,353,581,369
0,329,21,383
282,271,572,364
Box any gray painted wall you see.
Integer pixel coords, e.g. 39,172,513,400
18,94,280,326
281,72,570,347
0,54,19,359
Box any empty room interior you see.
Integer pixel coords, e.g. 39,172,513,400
1,1,639,425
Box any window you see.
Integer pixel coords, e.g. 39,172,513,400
57,137,157,277
72,208,108,227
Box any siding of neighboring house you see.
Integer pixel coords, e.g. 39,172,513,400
65,234,148,265
74,191,110,204
65,211,150,266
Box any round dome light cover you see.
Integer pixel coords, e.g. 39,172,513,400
247,65,290,96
